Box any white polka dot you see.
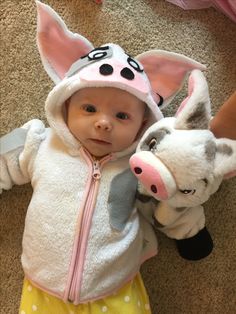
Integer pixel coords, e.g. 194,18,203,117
101,306,108,312
124,295,130,302
27,285,32,292
21,311,26,314
32,304,38,311
137,300,141,307
145,303,150,311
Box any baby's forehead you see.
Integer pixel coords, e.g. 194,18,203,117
70,87,146,109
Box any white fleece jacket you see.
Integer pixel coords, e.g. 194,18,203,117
0,116,160,304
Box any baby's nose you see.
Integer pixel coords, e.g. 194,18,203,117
95,118,112,131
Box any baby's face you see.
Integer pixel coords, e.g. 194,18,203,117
67,87,146,158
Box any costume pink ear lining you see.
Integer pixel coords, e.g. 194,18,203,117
176,73,195,116
36,1,94,83
137,50,206,107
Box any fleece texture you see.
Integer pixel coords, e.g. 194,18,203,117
0,119,158,304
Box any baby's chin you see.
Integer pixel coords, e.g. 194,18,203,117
83,143,113,159
82,139,135,158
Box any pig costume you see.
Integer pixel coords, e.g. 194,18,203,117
0,1,206,309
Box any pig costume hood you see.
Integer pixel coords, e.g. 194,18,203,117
37,1,206,156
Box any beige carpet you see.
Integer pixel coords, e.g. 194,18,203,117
1,0,236,313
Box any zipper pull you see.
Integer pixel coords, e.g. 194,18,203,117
93,161,101,180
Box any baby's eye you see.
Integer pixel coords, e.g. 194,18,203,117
83,104,96,113
179,189,196,195
116,112,129,120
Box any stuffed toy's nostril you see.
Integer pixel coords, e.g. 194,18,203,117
151,185,157,193
134,167,142,174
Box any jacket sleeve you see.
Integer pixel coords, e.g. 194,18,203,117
0,119,46,193
153,202,213,260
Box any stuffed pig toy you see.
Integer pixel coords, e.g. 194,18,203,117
130,69,236,260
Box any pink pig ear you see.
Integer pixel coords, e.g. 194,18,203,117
36,1,94,83
174,69,211,130
136,50,206,108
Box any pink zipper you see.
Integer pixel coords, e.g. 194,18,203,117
64,148,112,303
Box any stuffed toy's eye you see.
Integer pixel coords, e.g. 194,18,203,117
148,138,157,151
179,189,196,195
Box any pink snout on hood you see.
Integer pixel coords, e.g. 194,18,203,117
129,151,177,200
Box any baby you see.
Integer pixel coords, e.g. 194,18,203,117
0,2,206,313
66,87,147,159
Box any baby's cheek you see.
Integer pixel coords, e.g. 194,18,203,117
120,133,136,149
68,122,80,140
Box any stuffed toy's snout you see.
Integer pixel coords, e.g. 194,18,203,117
130,151,176,200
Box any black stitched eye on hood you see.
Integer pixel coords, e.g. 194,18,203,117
88,46,110,61
66,46,113,78
127,56,144,73
81,46,110,61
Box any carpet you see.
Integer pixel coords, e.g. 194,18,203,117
0,0,236,313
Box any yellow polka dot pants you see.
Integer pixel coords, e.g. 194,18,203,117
19,273,152,313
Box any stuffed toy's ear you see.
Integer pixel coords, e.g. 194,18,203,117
214,138,236,179
36,1,94,83
174,69,211,130
136,50,206,108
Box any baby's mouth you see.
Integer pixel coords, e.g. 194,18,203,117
90,138,111,145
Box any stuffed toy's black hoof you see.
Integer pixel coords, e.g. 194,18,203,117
176,227,213,260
